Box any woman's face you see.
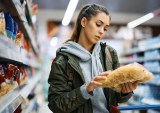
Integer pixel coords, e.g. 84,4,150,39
82,12,110,44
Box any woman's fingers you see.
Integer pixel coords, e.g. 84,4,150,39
86,80,103,92
99,70,112,76
91,71,112,89
94,76,106,81
121,82,139,93
121,83,130,93
132,81,139,88
90,81,102,87
127,83,133,92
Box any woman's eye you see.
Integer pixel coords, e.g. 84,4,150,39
104,27,109,31
104,28,107,31
96,23,101,27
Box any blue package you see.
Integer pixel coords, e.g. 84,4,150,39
4,12,14,39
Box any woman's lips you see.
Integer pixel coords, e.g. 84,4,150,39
95,36,101,39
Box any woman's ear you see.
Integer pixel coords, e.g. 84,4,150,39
81,17,87,28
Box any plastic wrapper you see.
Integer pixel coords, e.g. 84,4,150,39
13,21,18,40
0,64,20,97
99,62,153,92
0,11,6,35
4,12,14,39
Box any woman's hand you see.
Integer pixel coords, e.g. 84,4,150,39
85,71,111,93
121,81,139,93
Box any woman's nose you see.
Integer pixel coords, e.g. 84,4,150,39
99,28,104,35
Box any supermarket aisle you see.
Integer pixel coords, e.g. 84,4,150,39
38,105,134,113
37,102,135,113
39,102,52,113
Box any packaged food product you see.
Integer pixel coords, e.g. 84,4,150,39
13,21,18,40
99,62,153,92
4,12,14,39
0,11,6,35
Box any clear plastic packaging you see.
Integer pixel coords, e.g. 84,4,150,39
100,62,153,92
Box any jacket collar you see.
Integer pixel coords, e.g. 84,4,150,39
68,56,85,82
58,50,85,82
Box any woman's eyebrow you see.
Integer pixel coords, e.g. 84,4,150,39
98,20,109,26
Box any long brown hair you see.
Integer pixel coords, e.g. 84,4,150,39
67,4,110,42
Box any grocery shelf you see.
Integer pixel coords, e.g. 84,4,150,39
0,89,23,113
120,57,144,64
120,57,160,64
20,74,40,98
118,104,160,111
148,69,160,73
0,0,27,23
147,109,160,113
0,0,40,113
22,22,39,55
144,57,160,61
122,42,160,55
0,35,22,63
25,0,33,26
142,98,160,105
20,49,40,68
0,35,39,68
0,74,40,113
23,98,36,113
0,0,39,56
125,96,160,110
146,82,160,87
16,18,38,56
21,54,40,68
127,98,143,105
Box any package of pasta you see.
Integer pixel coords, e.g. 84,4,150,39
0,11,6,36
99,62,153,92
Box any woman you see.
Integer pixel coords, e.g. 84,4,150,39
48,4,138,113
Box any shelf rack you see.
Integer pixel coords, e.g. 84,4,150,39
0,0,41,113
0,35,39,68
121,42,160,56
118,104,160,111
0,74,40,113
0,0,39,55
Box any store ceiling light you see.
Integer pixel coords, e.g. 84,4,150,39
127,13,154,28
127,8,160,28
62,0,79,26
50,37,58,47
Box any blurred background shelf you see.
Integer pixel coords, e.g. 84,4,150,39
0,35,39,68
0,0,27,22
0,74,40,113
121,42,160,55
142,98,160,105
25,0,33,26
118,104,160,111
0,0,39,56
120,57,160,64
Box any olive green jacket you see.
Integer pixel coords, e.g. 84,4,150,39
48,43,132,113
